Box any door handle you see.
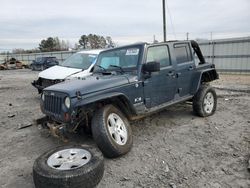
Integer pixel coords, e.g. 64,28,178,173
188,66,194,71
176,72,181,78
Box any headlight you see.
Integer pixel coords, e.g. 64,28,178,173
41,93,45,101
64,97,71,108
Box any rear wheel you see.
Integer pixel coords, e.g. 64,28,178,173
91,104,133,158
193,84,217,117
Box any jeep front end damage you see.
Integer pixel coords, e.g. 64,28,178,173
40,91,92,137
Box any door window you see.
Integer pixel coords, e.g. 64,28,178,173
146,45,171,67
174,43,192,64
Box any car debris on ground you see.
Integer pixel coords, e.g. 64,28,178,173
7,114,15,118
17,123,33,130
0,58,29,70
248,159,250,171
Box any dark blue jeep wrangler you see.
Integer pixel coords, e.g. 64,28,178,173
40,41,218,158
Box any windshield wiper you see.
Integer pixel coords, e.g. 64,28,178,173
109,65,125,73
95,65,107,72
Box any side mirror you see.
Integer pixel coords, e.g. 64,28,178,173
143,61,160,73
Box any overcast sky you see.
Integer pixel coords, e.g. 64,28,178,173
0,0,249,50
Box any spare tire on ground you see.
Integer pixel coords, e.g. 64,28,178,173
33,145,104,188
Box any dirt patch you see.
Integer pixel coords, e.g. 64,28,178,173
0,70,249,188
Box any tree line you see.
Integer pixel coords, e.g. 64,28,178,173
11,34,115,54
78,34,115,49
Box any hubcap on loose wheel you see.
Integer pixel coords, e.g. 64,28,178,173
47,148,91,170
203,92,214,114
107,113,128,146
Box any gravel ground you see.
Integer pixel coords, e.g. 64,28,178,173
0,69,249,188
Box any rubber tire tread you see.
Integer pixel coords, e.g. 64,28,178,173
91,104,133,158
33,145,104,188
193,84,217,117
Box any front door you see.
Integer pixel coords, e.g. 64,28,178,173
143,45,177,108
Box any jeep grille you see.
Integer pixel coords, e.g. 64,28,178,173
44,95,63,115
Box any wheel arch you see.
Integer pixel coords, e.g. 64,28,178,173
75,92,137,119
191,68,219,94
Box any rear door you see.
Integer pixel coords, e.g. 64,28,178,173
173,43,195,97
143,44,177,108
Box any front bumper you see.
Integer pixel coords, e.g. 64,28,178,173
31,78,64,93
32,80,45,93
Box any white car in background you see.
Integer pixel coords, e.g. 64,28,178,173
32,49,102,93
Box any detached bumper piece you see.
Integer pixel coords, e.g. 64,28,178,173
31,80,44,93
31,78,64,93
35,116,68,142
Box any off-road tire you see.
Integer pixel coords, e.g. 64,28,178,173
193,84,217,117
91,104,133,158
33,145,104,188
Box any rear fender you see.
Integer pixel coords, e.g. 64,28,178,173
191,68,219,94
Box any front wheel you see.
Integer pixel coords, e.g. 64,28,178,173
91,104,133,158
193,84,217,117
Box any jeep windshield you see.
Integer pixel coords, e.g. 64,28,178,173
61,53,97,69
94,46,141,73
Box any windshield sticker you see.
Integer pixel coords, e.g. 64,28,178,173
126,48,139,56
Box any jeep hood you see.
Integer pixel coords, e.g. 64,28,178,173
44,74,131,97
39,65,84,80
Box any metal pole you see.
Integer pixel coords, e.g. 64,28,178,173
162,0,166,42
186,32,189,40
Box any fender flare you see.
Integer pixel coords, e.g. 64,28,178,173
191,68,219,94
74,92,137,117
